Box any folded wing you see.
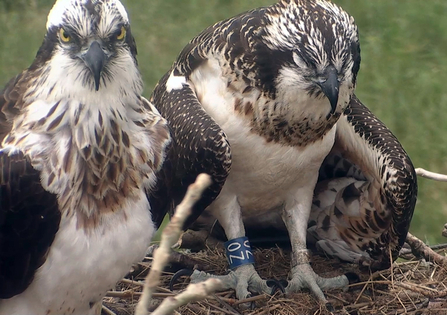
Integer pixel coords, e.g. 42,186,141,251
308,95,417,269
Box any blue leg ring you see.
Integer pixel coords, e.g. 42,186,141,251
224,236,255,269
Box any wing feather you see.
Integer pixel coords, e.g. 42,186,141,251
0,73,60,298
150,71,231,229
311,95,417,269
172,7,266,79
0,150,60,298
0,73,25,142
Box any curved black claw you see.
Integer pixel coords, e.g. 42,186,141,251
344,272,360,285
266,279,286,295
278,279,288,288
169,268,194,291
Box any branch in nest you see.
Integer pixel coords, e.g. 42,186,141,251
146,244,211,270
135,174,222,315
400,243,447,258
151,279,225,315
176,229,224,252
415,168,447,182
406,232,447,266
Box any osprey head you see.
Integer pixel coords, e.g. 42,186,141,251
32,0,139,93
260,0,361,116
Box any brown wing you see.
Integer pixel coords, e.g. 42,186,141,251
0,74,61,298
0,73,25,142
150,71,231,229
0,150,60,298
309,94,417,270
150,6,287,230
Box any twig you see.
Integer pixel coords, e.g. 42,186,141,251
396,282,447,298
233,294,268,305
134,174,218,315
107,290,178,298
415,168,447,182
176,229,224,251
353,276,372,304
248,304,281,315
325,292,349,304
345,302,374,310
390,247,395,290
107,290,141,298
118,278,173,295
350,280,447,299
202,299,240,315
426,243,447,251
151,279,225,315
102,305,117,315
400,243,447,256
120,278,145,287
212,294,241,314
146,244,210,270
406,232,447,266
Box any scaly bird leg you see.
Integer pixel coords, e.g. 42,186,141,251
282,190,350,307
190,194,272,300
190,264,272,300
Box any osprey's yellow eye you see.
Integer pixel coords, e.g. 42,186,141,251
116,26,126,40
59,28,71,43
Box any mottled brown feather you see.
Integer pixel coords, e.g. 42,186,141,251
311,95,417,269
150,71,231,229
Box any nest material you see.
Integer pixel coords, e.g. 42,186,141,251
103,245,447,315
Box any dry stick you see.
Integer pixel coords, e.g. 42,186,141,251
135,174,223,315
413,168,447,242
151,279,225,315
233,294,268,305
248,304,281,315
120,278,145,287
212,294,241,315
350,280,447,299
406,232,447,266
400,243,447,256
107,291,177,298
201,300,239,315
119,278,173,294
415,168,447,182
102,305,117,315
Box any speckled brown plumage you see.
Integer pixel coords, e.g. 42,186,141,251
169,0,360,148
315,95,417,269
185,95,417,271
151,0,415,302
0,1,171,308
151,72,231,229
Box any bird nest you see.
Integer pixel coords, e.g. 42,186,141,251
102,245,447,315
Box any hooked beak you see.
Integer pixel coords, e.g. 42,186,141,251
318,66,339,114
82,41,107,91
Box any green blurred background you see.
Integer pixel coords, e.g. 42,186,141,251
1,0,446,243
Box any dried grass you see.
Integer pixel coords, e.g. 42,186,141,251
102,245,447,315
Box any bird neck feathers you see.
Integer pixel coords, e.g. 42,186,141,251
3,67,167,230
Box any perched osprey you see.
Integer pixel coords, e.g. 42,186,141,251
0,0,170,314
152,0,416,306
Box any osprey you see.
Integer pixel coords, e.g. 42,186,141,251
0,0,170,314
152,0,417,306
